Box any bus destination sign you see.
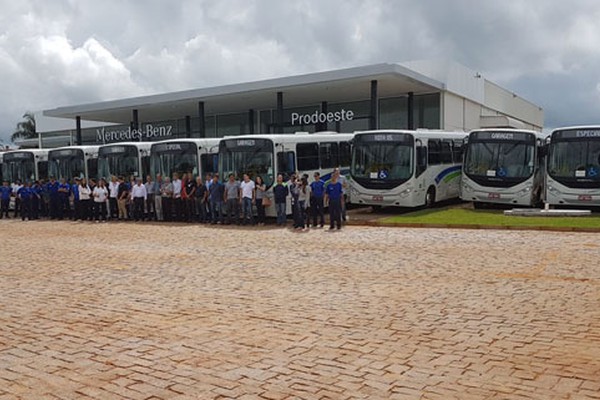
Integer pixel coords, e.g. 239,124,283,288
554,129,600,140
473,131,533,142
359,133,412,143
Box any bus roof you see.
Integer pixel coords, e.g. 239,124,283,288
150,138,221,148
220,132,354,144
100,141,153,150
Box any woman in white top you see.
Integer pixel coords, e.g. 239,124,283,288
78,178,92,221
93,179,109,222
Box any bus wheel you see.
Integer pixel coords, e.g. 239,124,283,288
425,187,436,208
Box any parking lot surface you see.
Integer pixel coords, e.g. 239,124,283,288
1,219,599,399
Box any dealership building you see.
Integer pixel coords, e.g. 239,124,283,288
38,60,543,147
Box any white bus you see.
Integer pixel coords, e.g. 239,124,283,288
461,129,546,207
350,130,466,208
219,132,353,214
150,139,221,179
98,142,152,180
1,149,49,183
545,126,600,206
48,146,100,181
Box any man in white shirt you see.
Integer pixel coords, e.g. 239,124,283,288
239,173,255,225
171,172,183,221
108,175,119,220
130,178,147,221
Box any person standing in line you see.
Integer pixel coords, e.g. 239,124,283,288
71,177,80,220
172,172,183,221
194,176,208,223
239,173,255,225
58,178,71,219
12,179,23,218
204,173,213,222
93,179,109,222
334,167,348,221
310,172,325,228
272,174,288,227
154,174,163,221
117,176,129,221
39,179,49,218
289,174,302,229
130,178,147,222
144,175,156,221
160,177,173,221
325,170,344,230
78,178,92,222
209,174,224,224
254,176,267,226
47,177,60,219
30,181,42,220
17,181,31,221
183,172,196,222
297,176,311,230
108,175,119,220
0,180,11,219
224,174,240,225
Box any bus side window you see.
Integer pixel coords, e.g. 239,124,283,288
441,140,453,164
297,143,319,171
277,151,296,180
320,142,339,169
339,142,351,167
416,145,427,177
428,140,441,165
452,140,464,163
87,158,98,180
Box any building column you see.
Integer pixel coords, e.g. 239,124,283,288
185,115,191,138
248,109,255,134
370,80,379,130
319,101,328,131
132,109,139,131
198,101,206,137
76,116,82,145
407,92,414,130
276,91,284,132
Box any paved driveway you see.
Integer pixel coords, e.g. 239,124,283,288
1,220,599,399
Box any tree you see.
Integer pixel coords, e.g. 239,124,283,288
11,112,37,142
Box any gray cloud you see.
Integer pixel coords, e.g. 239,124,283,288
1,0,600,144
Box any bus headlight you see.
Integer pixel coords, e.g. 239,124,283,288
462,182,475,193
399,188,412,198
547,185,558,194
515,186,532,198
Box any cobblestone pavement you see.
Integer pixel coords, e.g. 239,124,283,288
1,219,599,400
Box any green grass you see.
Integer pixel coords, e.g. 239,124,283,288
381,208,600,229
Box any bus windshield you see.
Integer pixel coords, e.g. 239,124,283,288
352,142,413,182
464,141,535,180
98,146,139,180
219,139,274,186
48,150,85,180
150,142,198,179
548,139,600,183
2,154,35,183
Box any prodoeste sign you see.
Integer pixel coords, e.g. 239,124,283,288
291,109,354,125
96,124,173,143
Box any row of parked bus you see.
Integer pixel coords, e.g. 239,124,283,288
1,126,599,209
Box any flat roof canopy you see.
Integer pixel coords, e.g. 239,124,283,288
44,63,445,124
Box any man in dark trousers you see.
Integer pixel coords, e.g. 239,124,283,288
47,177,60,219
325,170,344,230
0,180,11,219
310,172,325,228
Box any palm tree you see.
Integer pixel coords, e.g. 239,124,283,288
11,112,37,142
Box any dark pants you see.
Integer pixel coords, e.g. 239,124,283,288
73,199,80,220
211,200,223,223
329,198,342,229
30,196,39,220
20,198,30,220
292,198,302,228
109,197,118,219
173,197,183,221
1,198,9,218
185,198,195,221
162,197,172,221
146,194,155,219
94,201,107,221
195,197,207,222
79,199,92,221
14,198,20,218
311,196,325,226
255,198,265,224
60,196,70,219
226,198,239,224
49,196,60,219
133,197,145,221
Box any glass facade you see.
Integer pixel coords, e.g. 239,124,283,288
42,90,442,146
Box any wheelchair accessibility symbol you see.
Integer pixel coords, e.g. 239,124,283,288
588,167,598,178
378,169,389,179
497,167,507,177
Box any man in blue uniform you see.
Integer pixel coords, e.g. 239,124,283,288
0,180,11,219
58,178,71,219
71,177,80,220
325,170,344,230
310,172,325,228
30,181,42,220
17,182,32,221
47,177,60,219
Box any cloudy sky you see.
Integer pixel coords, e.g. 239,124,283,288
1,0,600,144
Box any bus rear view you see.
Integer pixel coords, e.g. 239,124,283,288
461,129,544,207
546,126,600,206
